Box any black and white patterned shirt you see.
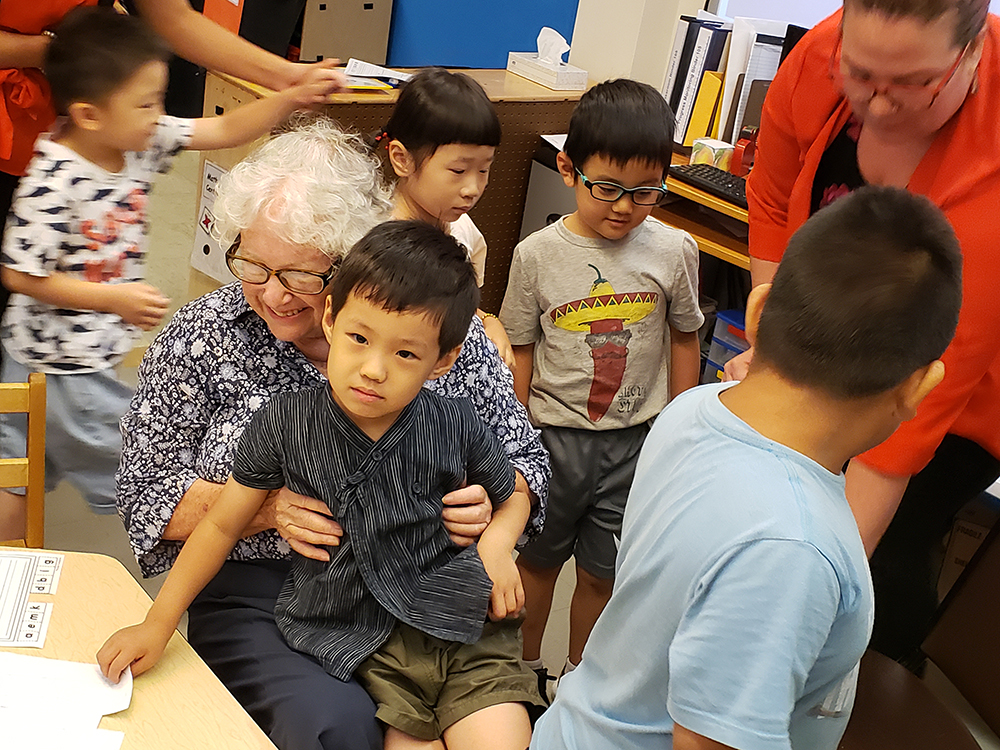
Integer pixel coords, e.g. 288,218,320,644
117,283,549,577
1,116,192,372
234,386,515,678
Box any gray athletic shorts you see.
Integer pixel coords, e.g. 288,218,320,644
0,348,132,514
517,422,651,579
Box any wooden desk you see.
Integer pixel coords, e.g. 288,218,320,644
194,70,584,311
0,551,275,749
654,158,750,271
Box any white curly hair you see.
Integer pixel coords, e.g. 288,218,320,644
212,116,394,260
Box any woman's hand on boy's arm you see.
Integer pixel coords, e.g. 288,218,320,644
0,269,169,329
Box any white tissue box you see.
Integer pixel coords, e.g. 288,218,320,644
506,52,588,91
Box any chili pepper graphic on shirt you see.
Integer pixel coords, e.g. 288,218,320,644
550,265,657,421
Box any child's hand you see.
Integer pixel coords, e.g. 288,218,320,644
97,620,172,683
108,283,170,330
481,314,516,373
479,545,525,621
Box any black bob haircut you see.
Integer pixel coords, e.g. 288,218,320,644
755,185,962,399
328,220,480,355
45,6,170,116
563,78,675,177
383,68,501,166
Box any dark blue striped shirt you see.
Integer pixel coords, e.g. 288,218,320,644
232,385,517,679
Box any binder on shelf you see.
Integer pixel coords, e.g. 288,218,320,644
667,19,718,112
683,71,724,147
662,16,695,102
673,24,731,145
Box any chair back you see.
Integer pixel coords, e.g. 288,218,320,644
0,373,46,547
922,521,1000,736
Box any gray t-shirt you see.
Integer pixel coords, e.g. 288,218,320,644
500,216,703,430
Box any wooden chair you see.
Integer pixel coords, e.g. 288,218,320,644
839,521,1000,749
0,372,46,548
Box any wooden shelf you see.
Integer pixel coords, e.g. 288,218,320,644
653,200,750,271
664,176,749,223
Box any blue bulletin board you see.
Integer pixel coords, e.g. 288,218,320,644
387,0,580,69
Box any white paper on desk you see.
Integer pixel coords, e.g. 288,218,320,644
344,58,413,84
719,17,788,141
4,717,124,750
0,652,133,721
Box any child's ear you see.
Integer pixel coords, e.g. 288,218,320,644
895,359,945,422
68,101,102,132
322,297,335,340
556,151,577,189
428,344,463,380
387,139,415,178
743,283,771,348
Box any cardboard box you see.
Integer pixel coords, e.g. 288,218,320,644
938,492,1000,598
506,52,588,91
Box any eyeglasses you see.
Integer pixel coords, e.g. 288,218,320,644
225,235,338,295
575,168,668,206
829,32,970,112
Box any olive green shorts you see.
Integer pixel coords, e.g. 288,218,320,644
355,618,544,740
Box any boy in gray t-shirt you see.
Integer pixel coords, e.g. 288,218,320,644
500,79,703,691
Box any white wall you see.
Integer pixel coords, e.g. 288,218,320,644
569,0,703,88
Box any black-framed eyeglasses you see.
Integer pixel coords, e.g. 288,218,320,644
225,234,338,296
575,168,668,206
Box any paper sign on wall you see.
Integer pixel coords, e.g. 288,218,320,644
190,160,234,284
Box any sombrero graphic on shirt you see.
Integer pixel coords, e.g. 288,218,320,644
550,265,657,421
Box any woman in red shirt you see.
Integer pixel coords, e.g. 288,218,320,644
738,0,999,671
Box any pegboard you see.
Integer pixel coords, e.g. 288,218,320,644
193,72,581,310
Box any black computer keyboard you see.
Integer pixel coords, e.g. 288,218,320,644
669,163,747,210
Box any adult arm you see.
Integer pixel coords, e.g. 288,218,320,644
133,0,345,93
0,31,49,69
846,461,910,556
186,67,341,151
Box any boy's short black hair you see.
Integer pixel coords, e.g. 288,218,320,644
563,79,674,177
383,68,501,166
755,185,962,398
329,220,480,355
44,6,170,116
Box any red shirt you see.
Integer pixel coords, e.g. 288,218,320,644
748,11,1000,476
0,0,97,176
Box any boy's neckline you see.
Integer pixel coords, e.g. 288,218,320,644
50,130,126,174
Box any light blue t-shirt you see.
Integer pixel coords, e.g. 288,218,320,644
531,382,873,750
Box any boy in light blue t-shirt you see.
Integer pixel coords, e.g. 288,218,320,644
532,186,963,750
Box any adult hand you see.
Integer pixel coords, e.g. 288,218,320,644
109,283,170,330
442,485,492,546
723,346,754,382
269,487,344,561
283,57,347,95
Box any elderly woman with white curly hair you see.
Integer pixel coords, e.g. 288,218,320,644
115,117,549,750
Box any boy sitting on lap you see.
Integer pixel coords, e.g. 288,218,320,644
99,220,543,749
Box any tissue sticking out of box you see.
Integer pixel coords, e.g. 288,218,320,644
537,27,570,65
507,27,588,91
